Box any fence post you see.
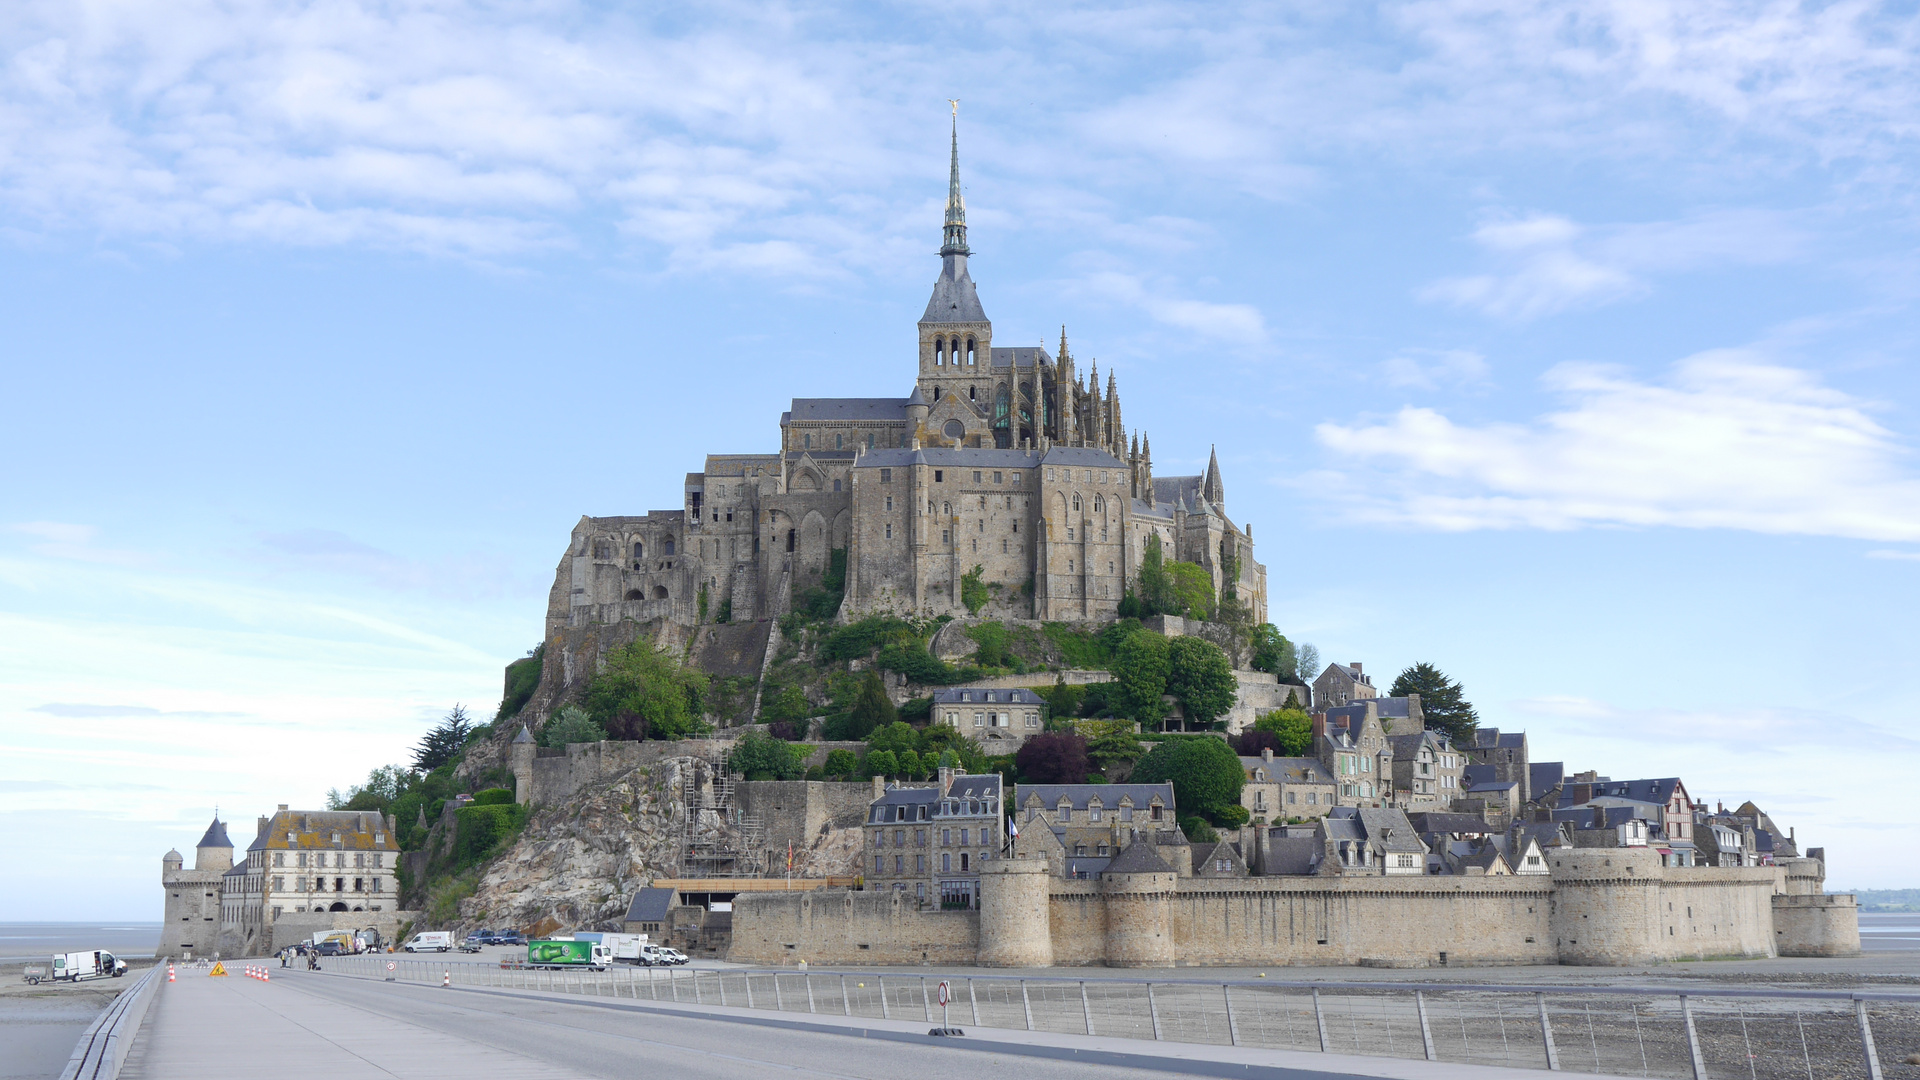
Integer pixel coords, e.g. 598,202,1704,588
806,973,816,1014
717,971,727,1007
1536,993,1560,1071
774,973,785,1012
1224,984,1240,1047
879,977,889,1020
1415,990,1435,1061
694,970,703,1004
1313,987,1330,1052
1680,994,1706,1080
1081,981,1095,1037
921,977,931,1023
649,966,658,1000
1147,983,1163,1041
840,974,850,1016
671,968,680,1003
968,978,979,1026
1021,980,1034,1031
746,973,755,1009
1857,999,1885,1080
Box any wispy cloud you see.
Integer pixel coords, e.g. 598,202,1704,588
1316,349,1920,540
1382,347,1490,389
1066,270,1268,346
29,703,249,719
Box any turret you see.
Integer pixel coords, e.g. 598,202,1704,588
1055,327,1076,442
193,815,233,873
1141,436,1155,508
512,722,537,806
163,848,183,873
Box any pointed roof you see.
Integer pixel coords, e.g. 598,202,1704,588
1202,446,1223,505
196,817,232,850
513,723,534,745
940,104,968,257
906,385,929,407
1103,838,1173,875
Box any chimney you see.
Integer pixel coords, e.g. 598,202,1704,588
938,766,954,793
871,775,886,800
1261,747,1273,762
1350,662,1362,675
257,815,269,835
1311,712,1327,743
277,804,288,812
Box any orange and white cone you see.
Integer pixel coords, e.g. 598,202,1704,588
442,969,451,988
167,965,175,983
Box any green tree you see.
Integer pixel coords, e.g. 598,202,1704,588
822,748,858,777
1253,708,1315,757
1166,636,1237,729
327,764,413,813
760,683,810,725
960,565,990,615
967,620,1009,667
896,749,923,779
1389,662,1480,744
1130,735,1246,825
1112,631,1171,726
540,705,605,747
1137,533,1174,616
843,670,898,741
730,729,807,780
1248,624,1295,680
1215,537,1249,627
584,642,710,740
1082,719,1146,772
1038,676,1084,724
1165,561,1216,621
867,720,919,755
412,704,474,772
1296,642,1321,684
864,750,898,778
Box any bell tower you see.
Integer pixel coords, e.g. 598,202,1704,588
917,102,992,411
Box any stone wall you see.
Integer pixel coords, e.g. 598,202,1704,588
1224,669,1309,735
263,909,422,956
727,887,980,965
518,738,734,807
736,780,877,857
1772,894,1861,957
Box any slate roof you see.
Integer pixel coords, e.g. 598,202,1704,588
868,784,940,822
1472,728,1527,750
1557,777,1685,810
1469,781,1518,794
1552,805,1646,829
1264,836,1321,875
1326,697,1420,725
197,818,232,849
1529,762,1565,797
1041,446,1128,468
989,347,1053,369
1064,857,1111,878
1017,783,1175,812
1406,812,1494,835
941,774,1003,804
625,887,676,924
1327,807,1427,854
1154,475,1206,511
856,448,1040,469
932,687,1045,706
1103,839,1173,875
787,398,910,422
1240,755,1330,784
1192,840,1247,873
513,724,534,745
922,255,988,324
1463,764,1497,787
1130,498,1175,522
1386,731,1449,759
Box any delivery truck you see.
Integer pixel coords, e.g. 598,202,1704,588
404,931,454,953
526,939,611,970
51,951,127,982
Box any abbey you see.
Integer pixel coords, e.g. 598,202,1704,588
551,119,1266,633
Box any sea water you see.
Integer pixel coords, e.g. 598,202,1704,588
0,922,162,964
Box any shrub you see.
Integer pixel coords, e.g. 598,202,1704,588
842,670,897,741
1211,803,1251,828
470,788,514,806
960,565,990,615
583,642,709,740
1042,623,1116,669
760,683,809,724
865,750,898,778
1253,709,1314,757
766,720,802,741
1166,561,1216,621
452,802,528,867
495,644,545,723
1015,732,1091,785
967,620,1010,668
898,695,933,722
1179,816,1219,844
823,749,858,777
540,705,605,748
729,729,808,781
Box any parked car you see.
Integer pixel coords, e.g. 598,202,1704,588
496,931,527,946
459,934,484,953
660,947,690,965
314,941,348,957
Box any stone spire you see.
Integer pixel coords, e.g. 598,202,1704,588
1142,435,1155,508
1056,326,1075,443
1129,432,1140,498
940,101,968,257
1105,371,1121,456
1202,445,1224,507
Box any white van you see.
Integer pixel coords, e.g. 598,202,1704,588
52,951,126,982
403,931,453,953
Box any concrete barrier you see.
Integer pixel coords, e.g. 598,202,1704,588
57,965,161,1080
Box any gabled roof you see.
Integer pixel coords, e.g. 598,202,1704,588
1472,728,1527,750
1407,812,1493,835
943,774,1002,802
1264,836,1321,875
1557,777,1685,810
1153,475,1205,512
1529,762,1564,797
1103,839,1173,875
1240,755,1330,784
1326,697,1419,723
787,398,910,422
625,887,676,924
1041,446,1127,468
989,347,1052,369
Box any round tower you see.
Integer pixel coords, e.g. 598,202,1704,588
977,858,1053,967
194,816,233,872
511,723,537,806
1101,872,1177,968
1547,846,1662,966
162,848,183,874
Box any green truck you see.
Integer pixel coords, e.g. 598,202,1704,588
526,939,611,970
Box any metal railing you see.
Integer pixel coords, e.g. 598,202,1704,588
324,957,1915,1079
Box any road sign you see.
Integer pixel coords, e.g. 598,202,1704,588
937,981,950,1006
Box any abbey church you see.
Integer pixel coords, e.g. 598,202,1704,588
550,119,1265,634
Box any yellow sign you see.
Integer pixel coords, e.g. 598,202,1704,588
208,962,228,977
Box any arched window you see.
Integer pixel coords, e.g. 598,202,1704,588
663,539,675,556
1072,495,1082,513
935,338,945,366
625,589,644,601
652,585,669,599
632,541,644,558
966,337,977,365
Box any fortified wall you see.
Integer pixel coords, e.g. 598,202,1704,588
729,849,1858,968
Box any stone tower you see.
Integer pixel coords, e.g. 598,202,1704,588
511,723,536,806
976,858,1053,967
916,105,992,410
158,815,232,960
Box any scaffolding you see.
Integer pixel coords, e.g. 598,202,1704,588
678,758,766,878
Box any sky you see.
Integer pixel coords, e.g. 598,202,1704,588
4,0,1919,920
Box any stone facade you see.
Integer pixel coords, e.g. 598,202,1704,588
158,818,231,960
542,121,1265,641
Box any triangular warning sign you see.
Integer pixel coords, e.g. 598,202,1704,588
208,961,228,976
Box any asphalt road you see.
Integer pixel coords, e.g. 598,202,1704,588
275,969,1376,1080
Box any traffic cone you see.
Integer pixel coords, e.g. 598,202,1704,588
442,969,451,988
167,965,175,983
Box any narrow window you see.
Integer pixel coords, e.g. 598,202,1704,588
885,524,893,539
836,433,843,449
805,433,812,449
934,470,944,483
993,471,1003,483
885,496,893,511
973,470,982,482
880,468,891,483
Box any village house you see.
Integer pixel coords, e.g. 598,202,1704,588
1316,708,1392,807
1238,749,1337,823
863,771,1004,906
1013,782,1178,878
931,686,1046,754
1387,729,1464,810
1312,662,1377,709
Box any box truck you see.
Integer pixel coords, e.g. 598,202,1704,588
526,939,610,970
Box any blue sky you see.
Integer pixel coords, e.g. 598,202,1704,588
5,0,1920,920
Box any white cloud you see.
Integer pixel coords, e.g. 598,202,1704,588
1866,549,1920,561
1381,347,1490,389
1067,270,1268,346
1316,349,1920,540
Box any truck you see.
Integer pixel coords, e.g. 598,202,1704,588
526,939,610,970
310,930,359,954
579,933,649,965
403,931,454,953
51,951,127,982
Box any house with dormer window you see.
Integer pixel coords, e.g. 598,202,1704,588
1013,783,1177,877
933,686,1046,753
